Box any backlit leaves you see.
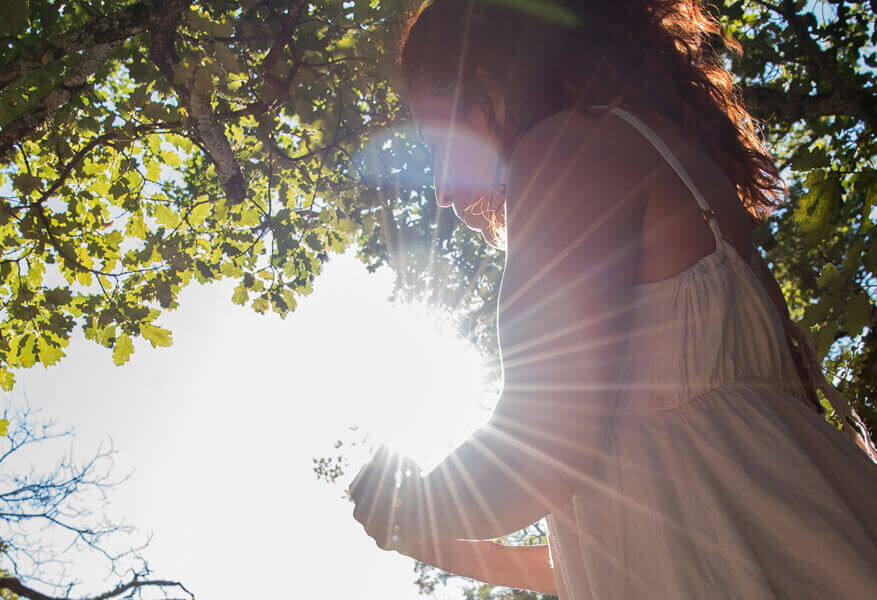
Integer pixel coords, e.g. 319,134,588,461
793,172,842,241
140,323,172,348
112,333,134,366
2,1,874,459
0,0,407,382
717,0,877,440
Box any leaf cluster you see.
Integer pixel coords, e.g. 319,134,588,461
0,0,411,383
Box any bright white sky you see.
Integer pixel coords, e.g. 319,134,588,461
5,249,496,600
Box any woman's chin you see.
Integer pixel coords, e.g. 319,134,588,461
458,218,502,247
461,216,487,232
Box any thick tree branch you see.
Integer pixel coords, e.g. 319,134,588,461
0,0,186,162
0,575,193,600
743,0,876,130
185,89,247,204
741,84,876,127
0,0,161,89
0,46,118,163
781,0,875,130
0,578,54,600
259,1,306,94
147,1,247,206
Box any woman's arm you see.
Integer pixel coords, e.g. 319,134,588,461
351,110,648,545
400,539,556,596
395,110,646,542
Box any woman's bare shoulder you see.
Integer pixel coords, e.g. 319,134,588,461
510,107,657,174
506,107,654,228
502,106,646,295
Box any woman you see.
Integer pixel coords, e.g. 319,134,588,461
349,1,877,598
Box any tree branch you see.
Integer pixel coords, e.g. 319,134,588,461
741,84,876,127
0,0,164,89
741,0,876,130
0,575,193,600
147,1,247,206
0,0,186,162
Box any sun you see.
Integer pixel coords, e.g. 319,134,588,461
347,301,498,475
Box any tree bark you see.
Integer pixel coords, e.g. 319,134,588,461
740,0,876,131
0,0,187,162
741,84,876,129
0,575,192,600
147,0,248,205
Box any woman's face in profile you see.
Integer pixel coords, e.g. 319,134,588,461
409,87,506,240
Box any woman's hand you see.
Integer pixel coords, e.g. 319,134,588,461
349,446,424,551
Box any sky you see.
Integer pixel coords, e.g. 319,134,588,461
4,249,495,600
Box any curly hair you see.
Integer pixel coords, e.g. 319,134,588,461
397,0,785,222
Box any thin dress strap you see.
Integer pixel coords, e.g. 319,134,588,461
591,105,724,246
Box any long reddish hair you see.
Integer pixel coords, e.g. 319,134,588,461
397,0,784,221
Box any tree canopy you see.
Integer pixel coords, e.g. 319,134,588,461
0,0,412,385
722,0,877,436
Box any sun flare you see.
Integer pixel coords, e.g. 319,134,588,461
347,301,497,475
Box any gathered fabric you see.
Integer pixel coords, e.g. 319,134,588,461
545,107,877,600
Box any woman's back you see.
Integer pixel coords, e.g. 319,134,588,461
544,106,877,600
630,109,755,285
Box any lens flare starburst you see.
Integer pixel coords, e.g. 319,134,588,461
348,302,497,474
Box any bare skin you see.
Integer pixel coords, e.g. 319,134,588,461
399,538,556,595
408,79,509,244
351,80,794,593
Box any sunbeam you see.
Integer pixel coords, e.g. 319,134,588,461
348,301,497,474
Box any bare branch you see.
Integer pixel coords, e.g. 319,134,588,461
0,573,194,600
0,403,153,591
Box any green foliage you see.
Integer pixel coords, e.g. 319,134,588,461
717,0,876,439
0,0,410,384
351,123,505,359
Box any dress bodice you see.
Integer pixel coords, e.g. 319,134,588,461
584,106,804,414
609,237,804,414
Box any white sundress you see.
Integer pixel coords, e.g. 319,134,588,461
545,107,877,600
